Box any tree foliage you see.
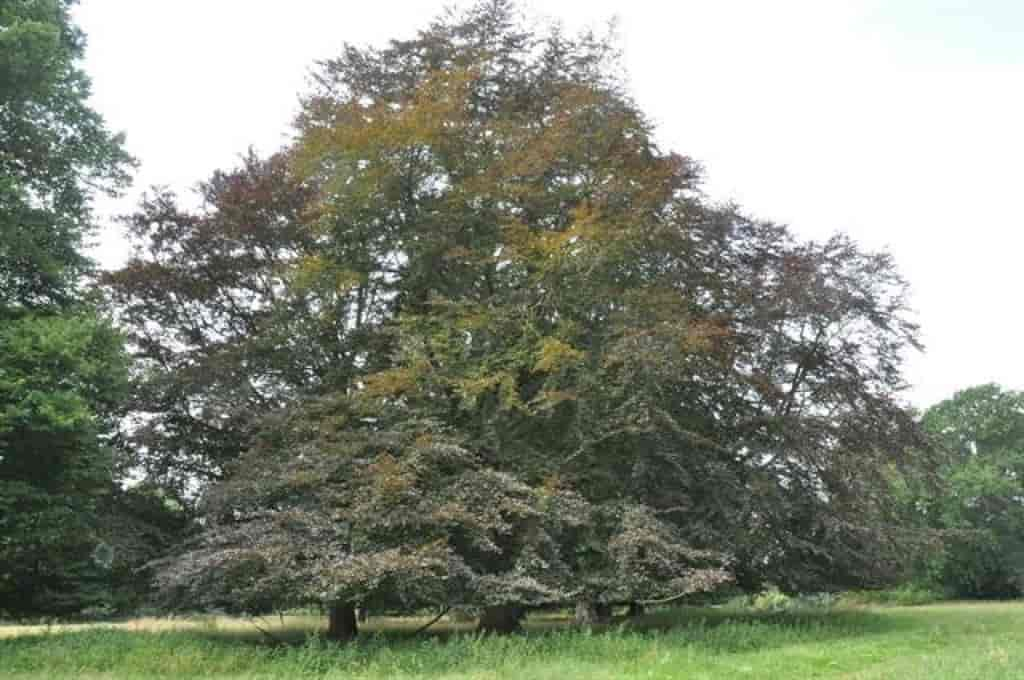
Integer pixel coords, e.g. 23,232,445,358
0,0,131,311
0,0,139,616
910,384,1024,597
0,313,129,614
111,1,928,634
102,152,321,502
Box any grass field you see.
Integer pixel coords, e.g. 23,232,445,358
2,602,1023,679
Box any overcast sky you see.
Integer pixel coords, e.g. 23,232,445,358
74,0,1024,409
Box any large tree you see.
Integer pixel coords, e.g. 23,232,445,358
145,0,926,636
0,0,134,616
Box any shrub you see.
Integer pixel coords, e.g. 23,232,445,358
841,585,945,607
750,587,792,613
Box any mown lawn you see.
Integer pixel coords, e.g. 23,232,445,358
1,602,1023,679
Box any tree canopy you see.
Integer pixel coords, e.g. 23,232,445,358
0,0,131,312
907,384,1024,598
0,0,138,616
115,1,928,636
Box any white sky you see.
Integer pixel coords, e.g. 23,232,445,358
74,0,1024,409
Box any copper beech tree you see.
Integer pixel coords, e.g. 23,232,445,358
112,1,927,638
103,152,323,502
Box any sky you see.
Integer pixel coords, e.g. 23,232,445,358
73,0,1024,409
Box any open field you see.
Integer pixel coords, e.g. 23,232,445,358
2,602,1024,679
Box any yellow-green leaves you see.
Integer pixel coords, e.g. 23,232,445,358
291,254,361,295
456,370,523,411
363,367,419,397
534,337,584,374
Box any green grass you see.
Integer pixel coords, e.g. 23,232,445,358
1,603,1023,678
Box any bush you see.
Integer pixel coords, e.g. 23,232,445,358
790,592,840,611
750,587,792,613
719,589,839,614
841,585,945,607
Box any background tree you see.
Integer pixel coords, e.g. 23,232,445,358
0,0,130,310
0,0,138,616
907,384,1024,598
150,0,928,637
0,314,128,615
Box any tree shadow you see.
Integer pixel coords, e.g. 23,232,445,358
0,605,919,659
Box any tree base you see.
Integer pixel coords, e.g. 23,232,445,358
477,605,524,633
326,603,358,641
574,600,612,626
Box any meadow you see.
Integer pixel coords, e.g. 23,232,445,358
2,601,1024,679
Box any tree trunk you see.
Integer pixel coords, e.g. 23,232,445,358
626,602,646,618
575,600,598,626
477,605,523,633
326,602,358,642
574,600,611,626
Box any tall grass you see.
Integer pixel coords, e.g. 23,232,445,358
1,603,1022,679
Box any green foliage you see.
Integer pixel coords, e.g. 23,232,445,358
905,384,1024,598
720,589,839,614
840,586,945,608
750,587,793,613
0,312,129,615
0,0,140,617
96,484,192,613
0,0,132,312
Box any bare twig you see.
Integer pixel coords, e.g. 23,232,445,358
248,617,285,645
639,591,693,606
413,607,451,635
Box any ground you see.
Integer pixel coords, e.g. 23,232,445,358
1,602,1023,678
